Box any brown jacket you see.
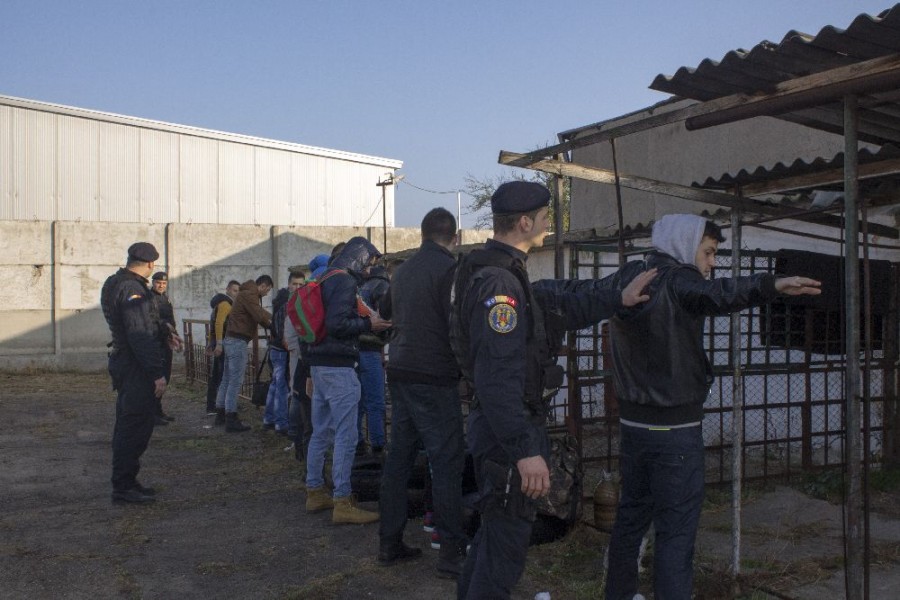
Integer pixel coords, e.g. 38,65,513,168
224,280,272,340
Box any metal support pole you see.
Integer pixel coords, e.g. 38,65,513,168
457,191,462,245
553,155,565,279
610,139,626,267
730,204,744,587
843,94,863,600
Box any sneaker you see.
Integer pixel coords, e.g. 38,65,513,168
431,531,441,550
275,428,289,437
225,413,251,433
111,488,155,504
423,511,435,533
214,408,226,426
332,495,379,524
262,422,276,431
133,482,156,496
306,487,334,513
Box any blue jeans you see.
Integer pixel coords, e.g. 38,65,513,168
379,381,464,548
357,350,386,448
605,424,705,600
263,347,289,430
306,366,360,498
216,337,248,413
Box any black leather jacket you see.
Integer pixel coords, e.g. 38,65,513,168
609,251,779,426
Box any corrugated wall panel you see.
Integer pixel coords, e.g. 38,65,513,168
0,107,11,220
12,108,57,221
98,122,140,222
58,115,99,221
325,160,353,226
218,142,254,224
180,136,218,224
255,147,292,225
293,153,328,225
141,129,179,223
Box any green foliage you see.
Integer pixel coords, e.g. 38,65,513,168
800,469,845,502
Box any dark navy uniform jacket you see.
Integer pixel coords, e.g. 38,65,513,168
461,240,625,465
101,268,165,383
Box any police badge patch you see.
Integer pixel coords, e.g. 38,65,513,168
487,302,517,334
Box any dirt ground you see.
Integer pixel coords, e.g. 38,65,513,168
2,370,899,600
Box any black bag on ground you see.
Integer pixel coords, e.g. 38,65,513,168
250,347,271,407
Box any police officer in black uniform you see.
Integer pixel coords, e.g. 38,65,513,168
150,271,180,425
101,242,169,504
450,182,657,599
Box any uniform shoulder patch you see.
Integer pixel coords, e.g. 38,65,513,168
483,295,517,309
487,301,518,334
127,294,143,301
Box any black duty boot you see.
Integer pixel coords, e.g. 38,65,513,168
378,541,422,566
436,539,468,579
111,488,155,505
225,412,251,433
214,408,226,426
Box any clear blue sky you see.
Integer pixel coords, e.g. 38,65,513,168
1,0,892,228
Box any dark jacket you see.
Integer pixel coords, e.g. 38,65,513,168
151,290,176,344
453,239,625,464
358,266,391,352
225,280,272,341
386,239,458,386
207,292,233,348
100,268,165,384
305,237,380,368
269,287,290,350
608,251,779,426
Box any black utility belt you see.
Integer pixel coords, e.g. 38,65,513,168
225,333,252,342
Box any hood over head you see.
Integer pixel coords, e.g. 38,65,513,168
651,214,707,266
330,237,381,275
309,254,330,280
209,292,233,309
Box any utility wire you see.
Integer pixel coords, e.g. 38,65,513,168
400,178,473,197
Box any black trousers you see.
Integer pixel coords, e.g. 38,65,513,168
111,368,157,492
206,353,225,411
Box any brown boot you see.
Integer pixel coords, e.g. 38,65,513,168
332,494,379,524
305,487,334,513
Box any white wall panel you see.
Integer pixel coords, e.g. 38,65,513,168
293,153,328,225
255,147,292,225
218,142,254,224
98,122,140,222
0,107,9,220
58,115,99,221
180,136,218,224
12,108,57,221
141,129,179,223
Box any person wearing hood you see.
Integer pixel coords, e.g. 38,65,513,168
309,253,330,281
603,214,821,600
214,275,273,433
355,263,391,456
304,236,391,525
262,280,292,434
205,280,240,414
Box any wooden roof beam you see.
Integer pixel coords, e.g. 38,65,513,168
498,152,900,239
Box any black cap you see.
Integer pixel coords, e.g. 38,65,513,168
151,271,168,281
490,181,551,215
127,242,159,263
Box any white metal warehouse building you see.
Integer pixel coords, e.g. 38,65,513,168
0,94,403,227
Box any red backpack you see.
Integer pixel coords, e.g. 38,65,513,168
286,269,344,345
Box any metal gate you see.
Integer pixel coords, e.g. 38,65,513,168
559,244,898,486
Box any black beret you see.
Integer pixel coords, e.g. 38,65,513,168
490,181,551,215
127,242,159,263
151,271,168,281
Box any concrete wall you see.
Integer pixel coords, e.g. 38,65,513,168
568,99,870,231
0,220,491,371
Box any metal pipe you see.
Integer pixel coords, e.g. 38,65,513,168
861,199,872,600
843,93,863,600
730,203,744,586
610,139,626,267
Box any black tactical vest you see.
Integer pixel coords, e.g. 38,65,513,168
449,248,561,418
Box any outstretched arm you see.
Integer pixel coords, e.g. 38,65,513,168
775,276,822,296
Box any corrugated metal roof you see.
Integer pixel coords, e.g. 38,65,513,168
693,144,900,189
0,93,402,169
650,4,900,146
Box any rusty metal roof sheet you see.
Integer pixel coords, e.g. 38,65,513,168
650,4,900,146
